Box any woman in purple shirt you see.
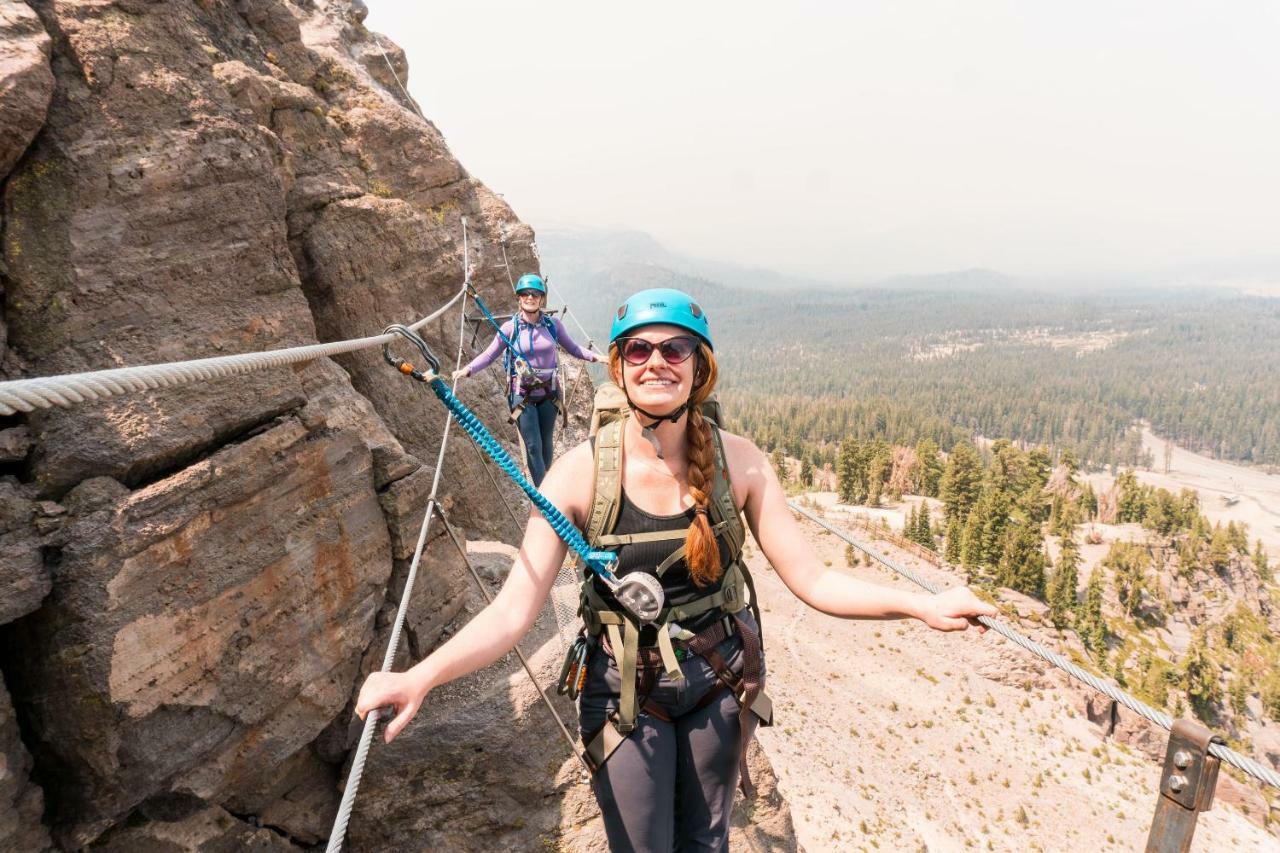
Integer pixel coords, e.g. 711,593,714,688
453,273,604,485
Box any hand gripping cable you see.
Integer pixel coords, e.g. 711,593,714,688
382,325,663,623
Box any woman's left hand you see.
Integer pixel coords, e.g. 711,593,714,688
917,587,999,633
589,351,606,363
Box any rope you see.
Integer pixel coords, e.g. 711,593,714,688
469,286,533,367
371,34,423,118
498,229,599,360
432,504,589,771
542,273,597,353
498,236,517,288
325,288,473,853
787,501,1280,791
0,288,466,416
418,372,612,576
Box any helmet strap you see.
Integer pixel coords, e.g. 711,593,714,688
620,371,693,461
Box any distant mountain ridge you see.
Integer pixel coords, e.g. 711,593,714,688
537,225,1027,295
537,226,1280,298
538,226,1280,470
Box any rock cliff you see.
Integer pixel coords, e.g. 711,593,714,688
0,2,799,850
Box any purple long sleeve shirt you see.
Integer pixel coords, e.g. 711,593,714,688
466,314,595,394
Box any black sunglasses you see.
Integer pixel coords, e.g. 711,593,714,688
617,335,700,366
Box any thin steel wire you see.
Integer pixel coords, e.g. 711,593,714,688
433,504,588,771
326,290,472,853
787,501,1280,790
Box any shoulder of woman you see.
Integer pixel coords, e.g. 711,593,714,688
542,439,597,518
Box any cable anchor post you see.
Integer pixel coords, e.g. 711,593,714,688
1144,718,1223,853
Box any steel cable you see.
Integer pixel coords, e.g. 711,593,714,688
325,286,473,853
0,288,466,416
788,501,1280,790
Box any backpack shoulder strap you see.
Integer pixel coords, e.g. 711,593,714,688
707,424,746,561
585,416,626,546
543,314,559,342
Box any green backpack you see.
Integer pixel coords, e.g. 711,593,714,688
576,383,771,770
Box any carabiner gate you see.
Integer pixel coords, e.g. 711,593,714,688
382,324,442,379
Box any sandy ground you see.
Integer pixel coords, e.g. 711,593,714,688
748,513,1278,852
1088,427,1280,557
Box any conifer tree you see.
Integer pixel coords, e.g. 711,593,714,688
1080,482,1098,520
1048,536,1080,627
1105,542,1151,619
867,449,890,507
836,438,859,504
944,516,962,563
1254,539,1271,581
1182,628,1222,722
1079,569,1107,658
1208,524,1231,572
906,503,918,542
1116,470,1143,523
800,455,814,488
1227,521,1249,553
976,488,1011,567
960,510,983,576
770,448,787,483
940,442,982,525
996,523,1046,599
917,502,935,550
915,438,944,497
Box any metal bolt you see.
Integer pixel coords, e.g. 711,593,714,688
1168,774,1189,794
1173,750,1193,770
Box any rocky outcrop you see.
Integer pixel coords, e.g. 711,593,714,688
0,2,53,180
5,417,391,845
0,674,51,852
0,1,790,849
0,0,534,847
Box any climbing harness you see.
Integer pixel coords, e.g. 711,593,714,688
381,323,664,623
575,381,772,790
498,228,601,429
467,284,559,422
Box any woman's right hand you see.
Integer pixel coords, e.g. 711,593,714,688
355,670,429,744
451,367,469,383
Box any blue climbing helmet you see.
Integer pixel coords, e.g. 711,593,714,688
609,288,713,351
514,273,546,295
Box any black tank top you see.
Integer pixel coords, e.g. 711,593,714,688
591,487,732,644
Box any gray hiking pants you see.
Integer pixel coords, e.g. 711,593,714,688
578,613,764,853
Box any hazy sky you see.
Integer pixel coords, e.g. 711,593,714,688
365,2,1279,281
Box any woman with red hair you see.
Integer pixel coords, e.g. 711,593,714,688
359,288,996,852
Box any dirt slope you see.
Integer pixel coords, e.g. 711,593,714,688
749,515,1277,852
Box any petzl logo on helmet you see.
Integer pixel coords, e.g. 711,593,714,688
649,301,667,309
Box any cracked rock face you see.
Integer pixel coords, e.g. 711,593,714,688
0,0,539,846
4,417,392,845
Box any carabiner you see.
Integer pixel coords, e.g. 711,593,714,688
382,324,441,379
